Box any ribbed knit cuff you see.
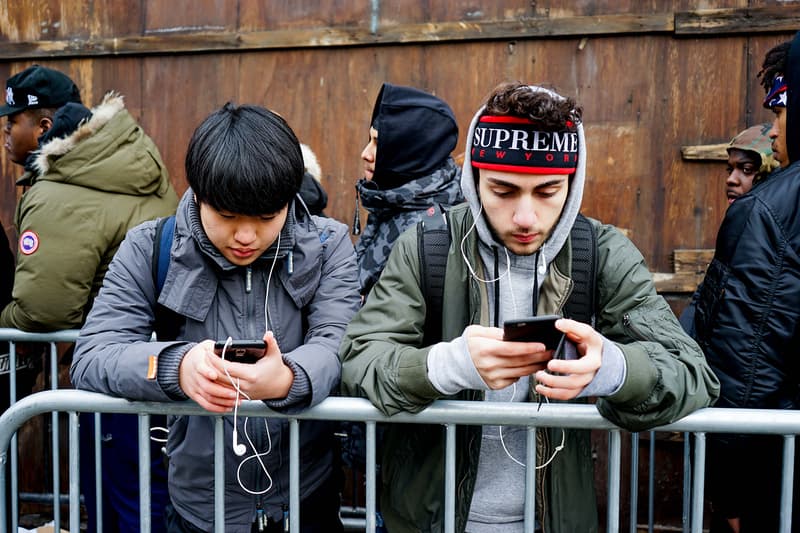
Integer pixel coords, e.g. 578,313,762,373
264,356,311,411
577,337,626,398
427,335,490,395
156,343,193,400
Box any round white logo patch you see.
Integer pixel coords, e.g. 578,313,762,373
19,230,39,255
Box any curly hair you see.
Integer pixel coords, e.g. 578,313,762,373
758,40,791,92
483,81,582,131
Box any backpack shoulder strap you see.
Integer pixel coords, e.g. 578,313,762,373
152,215,176,295
418,206,451,346
563,213,598,326
151,215,182,341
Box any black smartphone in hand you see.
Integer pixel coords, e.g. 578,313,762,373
503,314,565,353
213,340,265,364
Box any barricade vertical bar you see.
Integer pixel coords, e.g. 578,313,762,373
444,424,456,533
523,426,536,533
94,412,103,533
690,432,706,533
648,431,655,533
365,421,376,533
780,435,795,533
290,419,300,533
214,417,224,533
629,432,639,533
682,432,691,533
50,342,60,532
607,429,621,533
69,412,80,533
1,449,6,533
8,342,17,533
138,414,151,533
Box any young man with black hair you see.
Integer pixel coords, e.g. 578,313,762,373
340,82,719,532
688,35,800,532
71,103,360,532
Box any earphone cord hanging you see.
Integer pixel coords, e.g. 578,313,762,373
499,383,566,470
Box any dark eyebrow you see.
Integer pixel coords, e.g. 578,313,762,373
486,176,567,190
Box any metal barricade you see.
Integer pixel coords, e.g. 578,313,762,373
0,390,799,533
0,328,79,533
1,328,798,533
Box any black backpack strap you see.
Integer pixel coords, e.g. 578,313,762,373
418,206,451,346
151,216,182,341
563,214,597,326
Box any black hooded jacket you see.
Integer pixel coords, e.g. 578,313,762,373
692,31,800,409
354,83,463,295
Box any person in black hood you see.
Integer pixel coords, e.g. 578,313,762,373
353,83,464,297
690,33,800,532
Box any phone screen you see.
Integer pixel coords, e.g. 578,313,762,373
213,340,265,364
502,315,564,351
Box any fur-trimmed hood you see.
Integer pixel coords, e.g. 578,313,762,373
29,92,172,197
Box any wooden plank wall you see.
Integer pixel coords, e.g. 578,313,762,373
1,1,795,278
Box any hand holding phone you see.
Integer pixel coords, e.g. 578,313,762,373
213,340,266,364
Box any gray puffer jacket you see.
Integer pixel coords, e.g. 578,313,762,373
71,190,360,532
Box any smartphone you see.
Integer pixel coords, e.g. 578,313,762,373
503,314,565,352
212,340,265,364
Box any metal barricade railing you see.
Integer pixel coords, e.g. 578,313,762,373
0,389,799,533
0,328,79,533
1,328,799,533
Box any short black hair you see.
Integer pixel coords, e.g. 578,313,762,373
186,103,303,215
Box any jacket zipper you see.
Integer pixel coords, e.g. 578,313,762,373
622,313,647,340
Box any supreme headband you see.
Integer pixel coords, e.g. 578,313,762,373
471,116,579,174
763,75,787,109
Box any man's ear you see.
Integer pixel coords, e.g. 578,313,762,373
37,116,53,136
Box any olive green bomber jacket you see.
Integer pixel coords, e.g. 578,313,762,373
340,203,719,533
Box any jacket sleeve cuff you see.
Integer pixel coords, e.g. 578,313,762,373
156,343,193,400
264,356,311,411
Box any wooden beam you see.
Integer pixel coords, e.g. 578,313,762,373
2,6,794,61
676,6,800,35
0,13,675,60
681,143,728,161
652,272,704,293
672,249,714,274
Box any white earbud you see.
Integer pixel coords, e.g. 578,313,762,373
233,426,246,456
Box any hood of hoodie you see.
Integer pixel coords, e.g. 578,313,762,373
460,85,587,271
787,31,800,165
30,92,172,197
370,83,458,189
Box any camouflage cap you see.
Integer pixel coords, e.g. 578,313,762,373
727,123,779,180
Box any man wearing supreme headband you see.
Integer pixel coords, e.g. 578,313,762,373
341,82,718,532
689,36,800,531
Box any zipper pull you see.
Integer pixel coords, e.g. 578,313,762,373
287,250,294,275
256,503,265,532
246,266,252,293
